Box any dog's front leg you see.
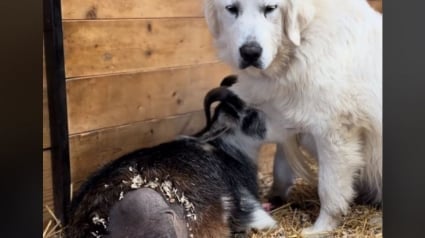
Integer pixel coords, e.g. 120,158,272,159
302,130,364,236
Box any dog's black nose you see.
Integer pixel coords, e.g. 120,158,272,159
239,42,262,63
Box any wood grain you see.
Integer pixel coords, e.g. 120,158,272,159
43,87,51,149
61,0,204,20
70,110,206,188
63,19,218,78
62,0,380,19
43,52,51,148
43,150,54,226
66,62,231,134
258,144,277,175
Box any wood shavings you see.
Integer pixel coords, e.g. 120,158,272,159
159,180,174,202
92,214,107,229
90,231,102,238
156,179,196,237
144,177,160,189
130,174,144,189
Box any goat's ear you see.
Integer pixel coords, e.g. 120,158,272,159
241,109,266,138
223,93,245,114
204,0,220,37
283,0,315,46
220,75,238,87
214,93,246,124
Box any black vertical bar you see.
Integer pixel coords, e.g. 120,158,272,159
43,0,71,223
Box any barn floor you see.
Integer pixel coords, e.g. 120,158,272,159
250,172,382,238
44,172,382,238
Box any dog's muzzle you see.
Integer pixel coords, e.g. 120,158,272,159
239,42,263,69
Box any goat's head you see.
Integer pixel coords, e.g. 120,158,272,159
195,77,270,148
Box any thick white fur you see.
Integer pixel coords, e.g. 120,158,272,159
204,0,382,235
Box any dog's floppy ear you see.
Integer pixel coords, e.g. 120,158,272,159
204,0,220,37
283,0,315,46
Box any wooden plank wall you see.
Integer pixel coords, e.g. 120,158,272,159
61,0,233,193
43,0,382,227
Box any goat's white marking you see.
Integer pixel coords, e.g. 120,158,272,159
249,207,277,230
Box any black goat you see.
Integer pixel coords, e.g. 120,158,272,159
65,76,276,238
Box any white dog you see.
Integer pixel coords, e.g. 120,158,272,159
204,0,382,235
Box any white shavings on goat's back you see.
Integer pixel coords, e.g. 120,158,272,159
144,177,160,189
130,174,144,189
90,231,102,238
160,180,174,202
91,214,107,229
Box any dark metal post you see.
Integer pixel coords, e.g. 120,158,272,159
43,0,71,224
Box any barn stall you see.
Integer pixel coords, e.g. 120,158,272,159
43,0,382,237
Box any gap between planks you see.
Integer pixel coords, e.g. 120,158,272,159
65,60,224,81
68,110,206,137
62,16,206,22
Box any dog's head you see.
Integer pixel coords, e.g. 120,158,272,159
204,0,315,73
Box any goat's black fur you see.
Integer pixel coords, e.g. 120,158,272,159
65,78,273,238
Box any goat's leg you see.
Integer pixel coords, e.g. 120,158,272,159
106,188,188,238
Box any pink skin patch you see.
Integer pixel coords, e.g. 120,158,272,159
262,202,274,212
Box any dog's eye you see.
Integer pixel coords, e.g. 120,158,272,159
264,5,278,16
225,5,239,17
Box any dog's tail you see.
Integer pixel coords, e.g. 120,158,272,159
284,134,318,185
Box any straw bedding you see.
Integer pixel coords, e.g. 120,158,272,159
44,146,382,238
251,173,382,238
43,172,381,238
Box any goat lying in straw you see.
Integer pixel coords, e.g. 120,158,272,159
65,76,277,238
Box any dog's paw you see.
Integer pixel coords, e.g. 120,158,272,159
301,217,338,238
301,226,332,238
301,209,340,237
